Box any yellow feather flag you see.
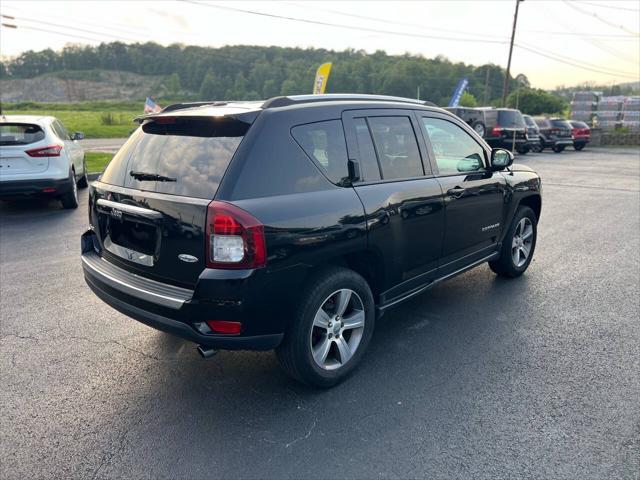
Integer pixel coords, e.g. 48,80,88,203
313,62,332,94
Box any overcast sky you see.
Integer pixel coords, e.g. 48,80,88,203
1,0,638,89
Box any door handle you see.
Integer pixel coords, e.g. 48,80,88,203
447,186,465,198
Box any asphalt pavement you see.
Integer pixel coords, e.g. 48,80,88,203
1,147,639,479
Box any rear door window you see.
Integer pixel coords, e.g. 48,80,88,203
497,110,525,128
367,116,423,180
291,120,349,185
102,117,248,199
0,123,45,145
352,118,381,182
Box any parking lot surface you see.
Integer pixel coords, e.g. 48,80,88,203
1,147,639,479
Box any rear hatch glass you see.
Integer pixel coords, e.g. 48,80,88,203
0,123,45,146
551,119,573,137
93,116,250,287
0,123,49,175
101,118,248,198
497,110,525,128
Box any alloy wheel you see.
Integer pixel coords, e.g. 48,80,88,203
511,217,533,267
310,289,365,371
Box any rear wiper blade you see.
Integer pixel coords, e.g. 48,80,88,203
129,171,176,182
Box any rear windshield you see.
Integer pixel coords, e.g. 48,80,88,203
100,118,248,199
523,116,536,127
0,123,45,146
551,119,572,128
534,118,550,128
570,121,588,128
497,110,525,128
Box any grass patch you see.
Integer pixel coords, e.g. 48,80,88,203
85,152,114,173
3,109,139,138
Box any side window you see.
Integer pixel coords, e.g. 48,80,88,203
367,116,423,180
421,117,485,176
53,121,70,140
291,120,349,185
352,118,381,182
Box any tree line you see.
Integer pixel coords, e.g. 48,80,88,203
0,41,568,113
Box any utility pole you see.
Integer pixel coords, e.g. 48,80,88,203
483,67,490,105
501,0,523,107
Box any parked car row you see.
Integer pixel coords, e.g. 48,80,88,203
445,106,590,154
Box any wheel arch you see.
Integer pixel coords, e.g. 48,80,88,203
518,194,541,223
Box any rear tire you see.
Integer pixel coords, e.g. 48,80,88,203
60,169,79,209
489,206,537,278
276,267,375,388
77,157,89,189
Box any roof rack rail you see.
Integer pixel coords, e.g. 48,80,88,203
263,94,437,109
161,101,229,113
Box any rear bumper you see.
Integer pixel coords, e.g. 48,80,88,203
486,138,527,150
0,176,72,198
81,231,286,350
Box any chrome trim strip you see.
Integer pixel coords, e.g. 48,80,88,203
97,198,163,219
103,237,154,267
379,252,499,311
82,251,193,309
93,183,212,206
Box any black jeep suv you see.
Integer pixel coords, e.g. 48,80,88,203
81,94,542,387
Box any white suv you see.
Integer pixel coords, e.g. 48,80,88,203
0,115,88,209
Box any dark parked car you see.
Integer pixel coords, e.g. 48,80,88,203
478,108,528,153
570,121,590,150
81,94,542,387
534,117,574,153
444,107,487,137
523,114,542,153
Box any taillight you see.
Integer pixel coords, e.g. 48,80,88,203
25,145,62,157
550,128,560,135
205,200,266,269
491,125,503,136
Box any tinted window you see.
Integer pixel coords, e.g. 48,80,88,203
570,121,588,128
353,118,381,182
367,116,423,180
523,116,536,127
291,120,349,185
0,123,45,145
422,117,485,176
551,119,572,128
497,110,525,128
534,118,550,128
102,118,247,199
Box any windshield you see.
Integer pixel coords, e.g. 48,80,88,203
497,110,525,128
100,118,249,199
0,123,45,146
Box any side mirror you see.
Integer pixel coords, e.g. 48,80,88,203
490,148,514,170
72,131,84,141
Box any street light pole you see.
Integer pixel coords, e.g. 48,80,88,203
501,0,522,107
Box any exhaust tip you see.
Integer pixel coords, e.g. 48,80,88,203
197,345,217,359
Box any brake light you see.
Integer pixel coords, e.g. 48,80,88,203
205,200,266,269
25,145,62,157
491,125,503,136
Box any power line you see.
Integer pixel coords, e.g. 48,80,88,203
182,0,509,45
563,0,640,36
576,1,640,13
0,22,107,44
515,43,639,79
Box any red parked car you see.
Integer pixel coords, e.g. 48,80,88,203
570,121,590,151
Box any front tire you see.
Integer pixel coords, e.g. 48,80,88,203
552,145,565,153
516,146,529,155
574,143,585,151
276,267,375,388
489,206,537,278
